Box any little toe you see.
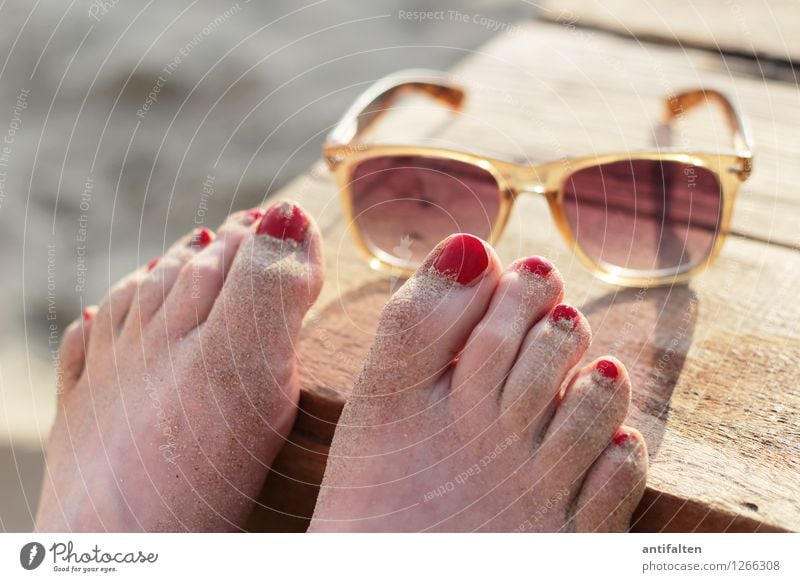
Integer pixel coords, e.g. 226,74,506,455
572,426,648,532
360,233,502,398
451,257,564,415
57,306,96,395
532,356,632,505
85,269,147,368
500,303,592,442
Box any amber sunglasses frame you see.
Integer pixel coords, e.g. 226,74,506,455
323,70,754,287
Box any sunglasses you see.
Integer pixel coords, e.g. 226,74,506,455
324,70,754,287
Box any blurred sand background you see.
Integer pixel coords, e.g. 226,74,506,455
0,0,530,531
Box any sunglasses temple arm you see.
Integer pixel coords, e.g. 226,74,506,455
324,70,465,157
662,89,755,159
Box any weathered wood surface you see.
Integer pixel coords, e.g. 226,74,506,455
538,0,800,66
247,20,800,532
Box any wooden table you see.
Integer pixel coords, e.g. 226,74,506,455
246,17,800,533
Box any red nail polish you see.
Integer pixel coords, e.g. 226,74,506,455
191,227,213,247
82,309,92,321
551,304,579,330
432,234,489,285
596,359,619,381
515,256,553,277
246,208,264,224
146,257,160,272
613,429,632,445
256,201,308,243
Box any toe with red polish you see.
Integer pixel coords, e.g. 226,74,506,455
595,358,619,381
432,234,489,285
514,256,553,277
612,428,633,446
190,227,214,248
550,303,579,331
256,201,308,243
245,208,264,225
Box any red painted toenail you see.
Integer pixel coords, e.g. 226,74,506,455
515,256,553,277
613,429,633,445
146,257,160,272
246,208,264,224
82,308,92,321
191,227,214,247
596,359,619,381
432,234,489,285
551,304,579,330
256,201,308,243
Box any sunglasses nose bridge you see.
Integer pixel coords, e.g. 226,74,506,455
508,172,547,198
515,182,547,197
503,165,546,198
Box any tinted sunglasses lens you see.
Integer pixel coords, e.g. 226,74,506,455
350,155,501,268
563,160,722,273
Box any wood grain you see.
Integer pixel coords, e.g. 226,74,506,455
248,20,800,532
537,0,800,66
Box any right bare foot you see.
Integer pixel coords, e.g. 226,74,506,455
36,200,324,531
310,234,648,532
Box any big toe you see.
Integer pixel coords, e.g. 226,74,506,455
198,200,324,424
357,234,502,404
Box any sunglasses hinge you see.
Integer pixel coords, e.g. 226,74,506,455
326,155,343,170
738,157,753,181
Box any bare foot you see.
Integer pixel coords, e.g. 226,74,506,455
310,234,647,532
36,201,323,532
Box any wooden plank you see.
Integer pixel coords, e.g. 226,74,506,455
248,21,800,532
537,0,800,65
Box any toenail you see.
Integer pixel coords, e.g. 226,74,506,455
514,256,553,277
146,257,160,272
612,428,633,445
82,308,92,321
432,234,489,285
256,201,308,243
596,359,619,381
550,304,579,330
190,227,214,248
245,208,264,224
